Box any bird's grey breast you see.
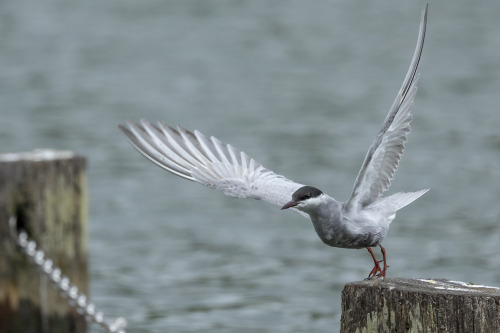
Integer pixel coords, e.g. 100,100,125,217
310,201,386,249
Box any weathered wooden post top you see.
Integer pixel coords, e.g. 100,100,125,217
0,150,88,333
341,277,500,333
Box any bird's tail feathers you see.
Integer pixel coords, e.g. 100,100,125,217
375,189,429,212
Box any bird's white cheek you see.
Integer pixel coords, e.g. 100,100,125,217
296,203,314,214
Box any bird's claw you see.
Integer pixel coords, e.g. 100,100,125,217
366,245,389,279
366,260,383,278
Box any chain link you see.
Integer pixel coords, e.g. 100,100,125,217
9,216,128,333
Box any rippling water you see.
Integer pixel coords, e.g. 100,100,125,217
2,1,500,332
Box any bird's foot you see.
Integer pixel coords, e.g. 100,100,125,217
365,261,390,280
378,264,389,279
365,246,389,280
365,260,383,279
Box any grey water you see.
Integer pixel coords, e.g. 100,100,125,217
1,1,500,332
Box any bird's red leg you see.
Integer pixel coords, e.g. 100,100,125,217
378,245,388,279
366,247,382,278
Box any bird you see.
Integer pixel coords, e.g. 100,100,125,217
119,5,429,279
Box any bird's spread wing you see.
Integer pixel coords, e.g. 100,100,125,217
119,119,306,215
345,4,428,210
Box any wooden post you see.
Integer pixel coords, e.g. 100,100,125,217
0,150,88,333
341,278,500,333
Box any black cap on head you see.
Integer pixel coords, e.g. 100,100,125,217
281,186,323,210
292,186,323,202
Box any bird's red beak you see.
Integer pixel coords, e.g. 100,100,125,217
281,201,298,210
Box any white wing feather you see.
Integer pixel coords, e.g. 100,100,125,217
346,4,428,210
119,120,306,214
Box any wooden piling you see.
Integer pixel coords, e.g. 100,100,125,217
0,150,88,333
341,277,500,333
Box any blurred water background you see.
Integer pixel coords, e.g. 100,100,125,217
1,1,500,332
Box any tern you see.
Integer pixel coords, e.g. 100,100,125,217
120,5,429,279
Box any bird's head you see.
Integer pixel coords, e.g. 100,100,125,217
281,186,324,213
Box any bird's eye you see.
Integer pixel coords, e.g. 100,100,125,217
300,194,310,201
